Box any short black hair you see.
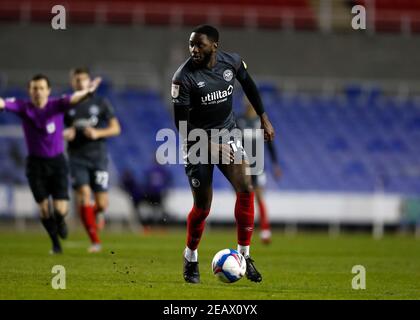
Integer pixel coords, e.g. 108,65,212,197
29,74,51,88
192,24,219,42
70,67,91,77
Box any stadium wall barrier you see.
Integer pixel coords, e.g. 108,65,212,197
0,185,402,225
1,25,419,89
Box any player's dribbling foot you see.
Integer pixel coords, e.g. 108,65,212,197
260,229,272,245
245,256,262,282
97,213,106,231
88,243,102,253
183,257,200,284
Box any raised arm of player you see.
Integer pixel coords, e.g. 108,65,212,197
236,62,275,142
69,77,102,105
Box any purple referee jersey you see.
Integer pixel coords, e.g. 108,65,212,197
4,96,72,158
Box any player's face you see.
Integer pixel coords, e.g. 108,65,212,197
189,32,216,66
28,80,51,107
71,72,91,91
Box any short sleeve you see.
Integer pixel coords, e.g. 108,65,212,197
49,95,72,114
58,95,72,112
101,98,116,121
4,98,24,115
230,52,244,72
171,75,191,107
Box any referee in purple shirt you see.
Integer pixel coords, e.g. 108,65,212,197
0,74,101,254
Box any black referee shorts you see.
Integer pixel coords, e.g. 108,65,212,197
25,153,70,203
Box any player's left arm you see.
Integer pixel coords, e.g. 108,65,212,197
236,61,275,142
69,77,102,105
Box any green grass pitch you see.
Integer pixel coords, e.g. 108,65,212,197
0,228,419,300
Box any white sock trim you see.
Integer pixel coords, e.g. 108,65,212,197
184,247,198,262
237,245,250,257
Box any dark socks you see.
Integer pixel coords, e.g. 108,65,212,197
53,210,64,224
54,210,68,239
41,216,61,251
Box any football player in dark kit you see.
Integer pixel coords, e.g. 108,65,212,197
63,68,121,253
0,74,102,254
172,25,275,283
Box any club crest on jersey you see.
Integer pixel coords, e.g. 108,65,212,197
223,69,234,82
191,178,200,188
171,84,180,98
89,105,100,116
197,81,205,88
46,122,56,134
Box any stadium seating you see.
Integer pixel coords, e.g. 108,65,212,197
356,0,420,32
0,0,315,30
1,84,420,195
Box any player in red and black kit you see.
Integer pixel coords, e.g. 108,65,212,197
172,25,275,283
63,68,121,253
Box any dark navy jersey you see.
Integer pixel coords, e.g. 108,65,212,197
64,94,115,162
172,51,246,132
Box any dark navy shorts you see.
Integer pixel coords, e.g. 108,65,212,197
184,131,247,190
69,156,109,193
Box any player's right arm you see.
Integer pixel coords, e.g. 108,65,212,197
0,98,4,110
171,71,192,136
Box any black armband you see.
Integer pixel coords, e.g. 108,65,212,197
236,63,265,116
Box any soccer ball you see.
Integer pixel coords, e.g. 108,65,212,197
211,249,246,283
